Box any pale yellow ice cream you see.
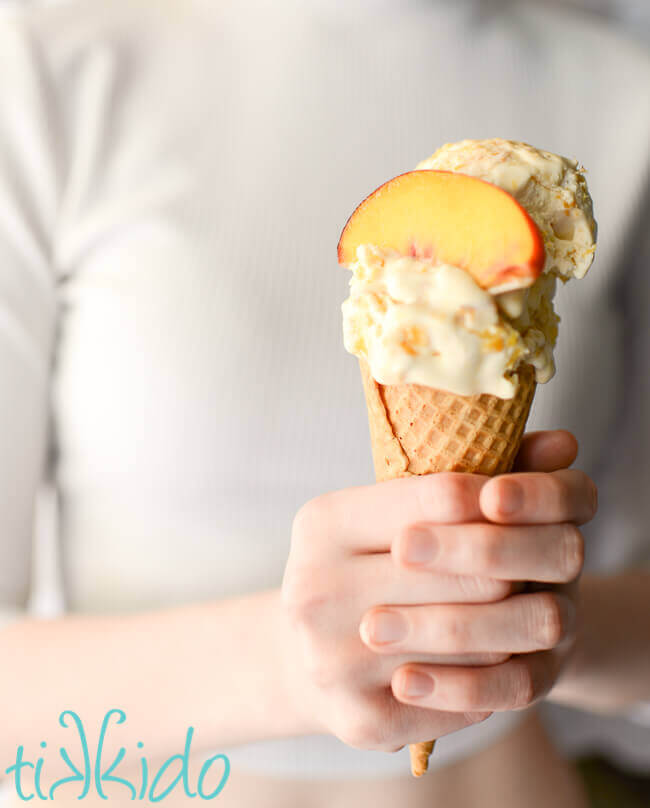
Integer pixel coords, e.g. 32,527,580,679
341,138,597,398
418,139,596,281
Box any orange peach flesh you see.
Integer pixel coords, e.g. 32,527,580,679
337,170,545,292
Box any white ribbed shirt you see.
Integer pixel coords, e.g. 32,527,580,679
0,0,649,778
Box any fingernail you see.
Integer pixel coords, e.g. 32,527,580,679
368,610,407,644
403,671,434,698
497,480,524,516
403,527,437,564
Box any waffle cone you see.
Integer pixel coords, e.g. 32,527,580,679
358,358,537,776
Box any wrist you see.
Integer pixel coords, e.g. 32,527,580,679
272,589,327,737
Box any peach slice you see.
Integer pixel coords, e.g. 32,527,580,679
337,170,545,293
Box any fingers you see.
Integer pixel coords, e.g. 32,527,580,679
392,651,562,713
479,468,598,526
292,435,594,561
360,592,576,655
341,647,560,754
351,554,514,605
514,430,579,472
393,522,584,583
379,701,491,752
293,472,487,555
337,687,489,753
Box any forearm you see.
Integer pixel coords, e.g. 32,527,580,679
0,588,315,774
548,570,650,712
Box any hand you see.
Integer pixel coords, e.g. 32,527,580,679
371,430,597,724
281,430,597,753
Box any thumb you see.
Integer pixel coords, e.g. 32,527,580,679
513,430,578,472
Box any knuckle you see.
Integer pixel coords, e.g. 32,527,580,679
291,494,333,545
536,592,566,648
440,612,470,653
559,524,584,581
281,565,327,627
421,473,471,521
475,528,505,574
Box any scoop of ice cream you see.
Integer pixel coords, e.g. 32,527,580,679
417,138,597,281
341,138,596,397
343,244,526,397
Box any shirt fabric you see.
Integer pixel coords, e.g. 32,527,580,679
0,0,649,779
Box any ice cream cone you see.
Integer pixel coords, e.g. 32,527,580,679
358,358,537,775
408,740,436,778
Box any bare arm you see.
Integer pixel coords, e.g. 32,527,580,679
549,570,650,712
0,588,315,779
